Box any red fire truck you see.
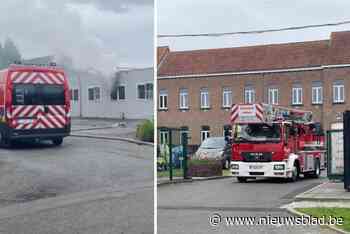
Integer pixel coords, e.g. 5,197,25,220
229,103,325,182
0,64,71,147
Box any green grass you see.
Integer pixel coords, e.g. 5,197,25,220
296,207,350,232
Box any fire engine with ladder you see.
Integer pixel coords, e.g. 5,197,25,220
229,103,325,182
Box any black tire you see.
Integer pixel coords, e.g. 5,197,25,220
237,177,247,183
289,162,300,182
309,159,321,178
0,132,12,148
52,138,63,146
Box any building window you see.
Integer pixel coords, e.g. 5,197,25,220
244,86,255,104
137,83,153,100
88,87,101,101
180,126,189,144
312,82,323,104
159,90,168,110
200,88,210,109
159,130,169,145
222,88,232,108
146,83,153,100
70,89,79,102
333,81,345,104
201,126,210,142
268,88,278,105
179,88,189,109
292,85,302,105
118,86,126,100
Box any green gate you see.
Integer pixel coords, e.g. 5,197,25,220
157,127,189,181
327,129,344,180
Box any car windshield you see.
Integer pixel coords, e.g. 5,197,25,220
233,123,281,142
200,137,226,149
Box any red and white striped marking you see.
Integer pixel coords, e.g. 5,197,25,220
10,71,65,84
10,105,67,130
230,104,264,123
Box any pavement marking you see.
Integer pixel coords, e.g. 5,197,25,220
158,205,284,212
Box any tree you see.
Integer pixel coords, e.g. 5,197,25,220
2,38,21,67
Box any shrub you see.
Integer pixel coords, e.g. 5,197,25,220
136,119,154,142
188,159,222,177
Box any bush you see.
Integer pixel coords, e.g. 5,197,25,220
188,159,222,177
136,119,154,142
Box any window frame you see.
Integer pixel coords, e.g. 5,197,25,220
244,86,255,104
88,86,101,102
333,82,345,104
292,86,303,105
222,88,232,108
200,88,210,109
159,89,168,110
268,87,279,105
179,88,189,110
311,83,323,105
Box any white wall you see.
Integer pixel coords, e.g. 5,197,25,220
68,68,153,120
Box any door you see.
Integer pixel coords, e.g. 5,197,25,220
11,83,66,130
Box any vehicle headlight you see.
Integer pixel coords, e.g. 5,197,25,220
274,164,285,170
231,164,239,170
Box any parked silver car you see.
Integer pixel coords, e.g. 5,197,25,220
193,137,232,169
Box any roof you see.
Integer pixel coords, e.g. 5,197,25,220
158,31,350,77
326,31,350,65
157,46,170,66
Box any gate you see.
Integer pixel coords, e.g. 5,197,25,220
157,127,189,181
327,129,344,180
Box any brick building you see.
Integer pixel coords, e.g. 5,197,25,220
157,31,350,147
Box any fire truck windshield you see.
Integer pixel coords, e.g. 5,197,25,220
233,123,281,143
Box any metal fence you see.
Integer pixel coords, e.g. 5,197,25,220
327,129,344,180
157,127,189,181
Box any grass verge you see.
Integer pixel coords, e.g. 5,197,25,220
296,207,350,232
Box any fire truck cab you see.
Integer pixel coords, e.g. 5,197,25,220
0,64,71,147
229,103,325,182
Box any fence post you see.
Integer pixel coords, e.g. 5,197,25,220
182,132,189,179
168,129,173,181
344,111,350,191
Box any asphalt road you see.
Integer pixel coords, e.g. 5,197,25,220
0,136,153,233
158,176,336,234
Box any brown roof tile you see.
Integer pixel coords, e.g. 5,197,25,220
158,40,330,77
326,31,350,65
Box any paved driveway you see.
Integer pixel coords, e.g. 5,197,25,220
158,176,336,234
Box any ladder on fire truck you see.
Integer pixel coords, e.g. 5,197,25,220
230,103,313,123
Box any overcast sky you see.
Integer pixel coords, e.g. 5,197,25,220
0,0,153,74
158,0,350,51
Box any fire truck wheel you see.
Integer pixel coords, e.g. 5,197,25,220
290,162,300,182
0,132,12,148
237,177,247,183
52,138,63,146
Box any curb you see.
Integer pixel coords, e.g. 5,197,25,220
70,134,154,146
157,175,232,186
285,206,348,234
295,182,350,202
